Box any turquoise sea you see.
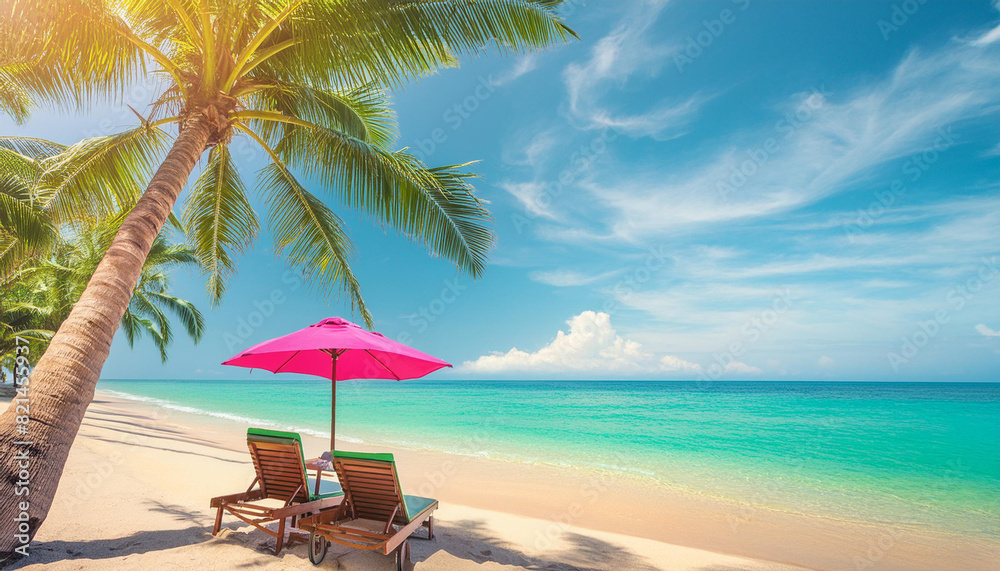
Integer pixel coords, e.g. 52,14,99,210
98,379,1000,537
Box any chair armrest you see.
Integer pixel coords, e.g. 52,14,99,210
210,488,264,508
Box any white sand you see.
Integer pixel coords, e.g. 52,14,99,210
5,394,996,570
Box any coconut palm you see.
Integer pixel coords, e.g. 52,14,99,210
0,0,575,556
3,219,205,365
0,136,63,274
0,64,33,125
0,136,202,376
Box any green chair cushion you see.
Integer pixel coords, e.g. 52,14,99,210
403,495,436,520
247,427,303,444
307,477,344,500
247,428,346,502
333,450,396,463
247,428,307,487
334,450,436,522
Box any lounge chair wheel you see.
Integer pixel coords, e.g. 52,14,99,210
395,539,413,571
308,531,327,565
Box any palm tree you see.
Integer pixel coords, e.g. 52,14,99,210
3,219,205,366
0,136,203,379
0,136,63,275
0,0,575,556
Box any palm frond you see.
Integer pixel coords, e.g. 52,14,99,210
149,291,205,343
0,136,66,159
4,0,144,108
257,161,372,327
0,145,57,274
36,126,169,223
0,187,56,258
129,291,172,362
265,0,575,89
279,124,494,278
0,63,33,124
245,81,397,149
120,307,143,346
183,144,259,303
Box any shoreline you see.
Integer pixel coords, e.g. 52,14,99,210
98,385,999,537
7,391,999,570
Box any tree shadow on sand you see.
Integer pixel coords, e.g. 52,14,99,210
411,518,662,571
5,526,210,568
145,500,214,527
81,431,247,464
5,502,213,568
82,411,247,454
7,503,764,571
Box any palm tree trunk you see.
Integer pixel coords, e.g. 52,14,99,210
0,116,212,562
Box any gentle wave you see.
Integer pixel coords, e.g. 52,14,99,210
97,380,1000,537
101,389,628,471
101,389,363,442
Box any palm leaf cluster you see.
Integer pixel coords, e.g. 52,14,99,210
0,136,203,367
1,216,204,365
2,0,576,327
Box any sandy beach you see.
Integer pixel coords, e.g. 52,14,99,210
3,1,999,569
5,392,997,571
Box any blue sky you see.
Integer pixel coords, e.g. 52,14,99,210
5,0,999,381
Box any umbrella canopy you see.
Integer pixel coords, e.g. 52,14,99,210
223,317,451,449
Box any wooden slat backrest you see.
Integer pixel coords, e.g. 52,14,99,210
333,457,408,525
247,438,310,504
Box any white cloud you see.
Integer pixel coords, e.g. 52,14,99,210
862,279,911,289
549,39,1000,243
562,2,703,139
488,8,999,380
460,311,704,375
502,128,559,168
660,355,704,373
490,55,539,86
498,181,560,220
972,1,1000,46
976,324,1000,337
724,361,762,375
529,269,619,287
975,25,1000,46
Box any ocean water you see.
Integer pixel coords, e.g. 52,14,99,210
98,379,1000,537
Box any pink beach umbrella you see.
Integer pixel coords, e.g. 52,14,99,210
222,317,451,450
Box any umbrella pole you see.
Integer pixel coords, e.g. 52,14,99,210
330,353,339,454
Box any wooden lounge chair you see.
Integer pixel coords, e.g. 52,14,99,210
297,451,438,570
210,428,343,554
